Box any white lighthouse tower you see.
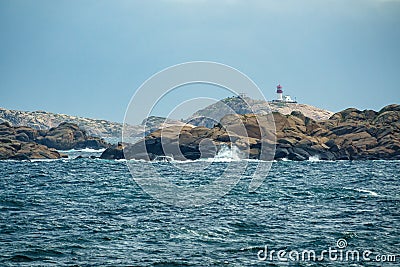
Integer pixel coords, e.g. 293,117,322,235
276,84,283,101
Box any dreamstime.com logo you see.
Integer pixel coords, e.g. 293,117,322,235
257,239,398,263
122,62,276,208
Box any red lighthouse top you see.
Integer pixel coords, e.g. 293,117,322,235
276,84,283,93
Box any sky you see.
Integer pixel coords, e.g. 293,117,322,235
0,0,399,123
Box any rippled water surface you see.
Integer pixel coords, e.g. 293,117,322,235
1,158,399,266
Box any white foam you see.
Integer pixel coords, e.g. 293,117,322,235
60,148,106,153
344,187,379,197
126,158,148,163
212,145,242,162
355,188,379,197
142,145,271,163
30,158,62,162
308,155,320,162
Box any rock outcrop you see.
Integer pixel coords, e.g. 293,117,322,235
35,122,109,150
102,104,400,161
187,96,334,127
0,122,65,160
316,104,400,160
100,143,125,160
0,122,109,160
0,107,141,138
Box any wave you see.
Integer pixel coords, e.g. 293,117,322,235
344,187,379,197
208,145,243,162
308,155,320,162
354,188,379,197
143,145,245,164
30,158,64,162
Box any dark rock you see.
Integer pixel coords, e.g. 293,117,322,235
275,148,289,159
179,145,201,160
100,145,124,160
9,154,31,161
215,134,231,142
0,137,12,143
15,133,29,142
329,144,341,152
337,155,350,160
325,139,336,148
317,150,335,160
289,147,310,159
287,152,308,161
290,110,306,121
277,138,296,146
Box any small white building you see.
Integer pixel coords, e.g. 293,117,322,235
283,95,295,102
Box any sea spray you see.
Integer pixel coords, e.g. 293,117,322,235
213,145,242,162
308,155,320,162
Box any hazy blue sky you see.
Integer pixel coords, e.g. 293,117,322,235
1,0,399,122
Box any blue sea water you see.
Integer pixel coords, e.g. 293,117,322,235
0,155,399,266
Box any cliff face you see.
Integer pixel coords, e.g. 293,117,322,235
108,104,400,161
0,108,129,138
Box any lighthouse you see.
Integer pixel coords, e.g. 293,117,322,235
276,84,283,101
270,83,297,103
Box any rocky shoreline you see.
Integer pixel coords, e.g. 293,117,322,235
1,104,398,161
0,122,108,160
101,104,400,161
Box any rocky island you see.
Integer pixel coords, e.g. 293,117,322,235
1,103,398,161
102,104,400,161
186,95,333,128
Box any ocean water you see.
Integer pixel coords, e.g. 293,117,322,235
0,154,399,266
